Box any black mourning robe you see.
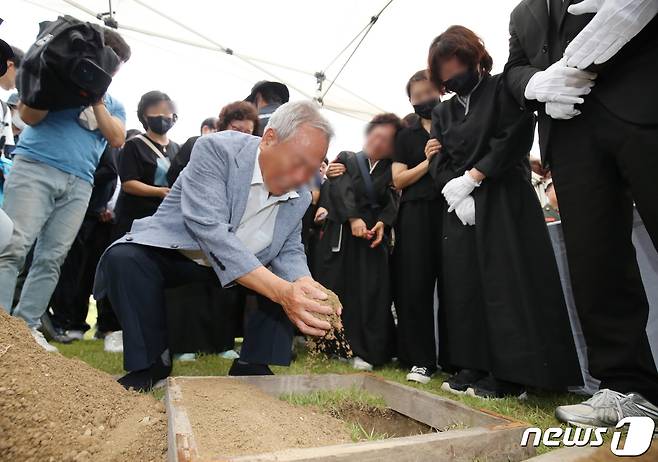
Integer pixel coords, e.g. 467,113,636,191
314,151,397,366
429,73,582,389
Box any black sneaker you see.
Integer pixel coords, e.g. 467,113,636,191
441,369,487,395
467,375,527,399
406,366,435,384
228,359,274,376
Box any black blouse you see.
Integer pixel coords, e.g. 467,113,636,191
324,150,398,228
393,117,437,202
429,73,535,189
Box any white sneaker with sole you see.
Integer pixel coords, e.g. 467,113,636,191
406,366,433,384
351,356,374,371
104,330,123,353
31,328,58,352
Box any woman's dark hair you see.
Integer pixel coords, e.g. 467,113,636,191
366,112,403,135
405,69,430,98
217,101,259,133
137,91,176,130
103,28,131,63
428,25,493,93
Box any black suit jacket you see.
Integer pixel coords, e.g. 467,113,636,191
504,0,658,164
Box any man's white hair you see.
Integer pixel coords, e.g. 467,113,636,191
264,100,335,143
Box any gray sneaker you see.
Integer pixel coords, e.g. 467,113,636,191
555,388,658,429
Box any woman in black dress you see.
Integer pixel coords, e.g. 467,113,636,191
113,91,180,239
314,113,401,370
391,70,444,384
427,26,582,398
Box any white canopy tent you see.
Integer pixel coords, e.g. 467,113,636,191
4,0,523,155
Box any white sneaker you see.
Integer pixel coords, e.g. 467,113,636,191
65,330,85,341
218,349,240,360
175,353,196,362
104,330,123,353
351,356,373,371
31,328,58,352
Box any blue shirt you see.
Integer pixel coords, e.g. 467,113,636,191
13,94,126,184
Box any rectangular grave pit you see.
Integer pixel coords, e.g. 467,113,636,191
166,374,536,462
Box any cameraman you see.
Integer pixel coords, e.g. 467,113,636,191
0,29,130,352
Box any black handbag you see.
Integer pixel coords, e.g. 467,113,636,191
16,15,120,110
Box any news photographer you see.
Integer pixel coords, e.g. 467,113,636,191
0,26,130,353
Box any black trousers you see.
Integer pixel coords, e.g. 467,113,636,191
50,216,120,332
551,96,658,403
101,243,294,372
392,199,441,369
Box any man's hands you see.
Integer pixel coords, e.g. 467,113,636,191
442,171,481,212
425,139,441,160
453,195,476,226
326,162,346,178
524,58,597,105
276,278,336,336
565,0,658,69
545,101,582,120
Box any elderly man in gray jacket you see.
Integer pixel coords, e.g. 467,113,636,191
94,101,336,391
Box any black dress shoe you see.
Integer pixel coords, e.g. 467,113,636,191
118,351,172,392
228,359,274,376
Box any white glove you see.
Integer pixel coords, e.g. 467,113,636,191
524,58,597,104
453,195,476,226
545,101,582,120
442,171,481,212
565,0,658,69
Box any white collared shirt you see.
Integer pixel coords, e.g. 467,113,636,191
181,149,299,266
235,148,299,254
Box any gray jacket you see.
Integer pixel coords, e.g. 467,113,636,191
94,130,311,297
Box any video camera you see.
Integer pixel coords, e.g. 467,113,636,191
16,15,120,111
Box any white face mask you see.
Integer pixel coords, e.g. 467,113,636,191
11,111,25,131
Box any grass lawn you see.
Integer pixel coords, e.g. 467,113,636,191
54,301,584,455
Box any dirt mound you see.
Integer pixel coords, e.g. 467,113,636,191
307,289,353,358
0,309,166,462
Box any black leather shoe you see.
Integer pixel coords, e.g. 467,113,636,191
228,359,274,376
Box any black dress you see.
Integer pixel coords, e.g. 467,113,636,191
314,151,397,366
113,134,180,239
429,73,582,389
391,117,442,369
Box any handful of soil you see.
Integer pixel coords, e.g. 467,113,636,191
307,289,353,359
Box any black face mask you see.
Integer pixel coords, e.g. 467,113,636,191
412,97,440,120
444,68,480,96
147,115,176,135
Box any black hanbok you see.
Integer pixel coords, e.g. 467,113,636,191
429,73,582,389
314,151,397,366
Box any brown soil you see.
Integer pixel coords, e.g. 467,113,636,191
178,378,352,459
0,309,167,462
307,289,353,358
329,403,435,439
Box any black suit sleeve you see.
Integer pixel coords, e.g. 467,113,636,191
329,151,361,222
428,107,459,190
503,10,542,111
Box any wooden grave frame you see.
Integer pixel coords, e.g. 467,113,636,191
165,374,536,462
